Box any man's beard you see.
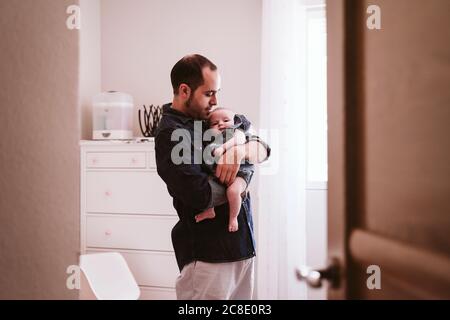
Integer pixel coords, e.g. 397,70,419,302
186,94,193,110
186,95,205,120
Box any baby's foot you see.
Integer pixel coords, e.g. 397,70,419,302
195,208,216,223
228,218,239,232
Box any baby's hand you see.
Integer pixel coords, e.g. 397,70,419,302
213,146,225,158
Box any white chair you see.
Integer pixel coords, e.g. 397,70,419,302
79,252,140,300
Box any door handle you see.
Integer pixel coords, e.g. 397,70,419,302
295,257,341,289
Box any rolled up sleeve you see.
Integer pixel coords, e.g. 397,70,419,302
245,134,271,162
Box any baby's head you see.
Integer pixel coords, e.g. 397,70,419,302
208,107,235,132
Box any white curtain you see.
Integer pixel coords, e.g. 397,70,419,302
256,0,308,299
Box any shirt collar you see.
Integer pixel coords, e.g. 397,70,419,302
162,103,193,125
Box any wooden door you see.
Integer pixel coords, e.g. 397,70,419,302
325,0,450,299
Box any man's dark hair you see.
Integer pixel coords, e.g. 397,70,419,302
170,54,217,95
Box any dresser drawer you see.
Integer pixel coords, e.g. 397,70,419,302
86,152,147,169
147,151,156,169
86,215,177,251
86,171,175,215
87,249,179,288
139,287,177,300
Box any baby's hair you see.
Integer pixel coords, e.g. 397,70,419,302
208,107,234,126
209,106,229,115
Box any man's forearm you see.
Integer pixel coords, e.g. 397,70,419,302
214,135,270,186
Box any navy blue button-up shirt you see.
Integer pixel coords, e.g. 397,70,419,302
155,103,268,272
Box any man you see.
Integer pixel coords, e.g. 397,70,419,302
155,54,270,300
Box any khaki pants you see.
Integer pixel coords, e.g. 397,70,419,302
175,258,255,300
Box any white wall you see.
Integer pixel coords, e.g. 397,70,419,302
100,0,262,137
80,0,101,140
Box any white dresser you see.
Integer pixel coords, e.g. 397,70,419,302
80,139,179,299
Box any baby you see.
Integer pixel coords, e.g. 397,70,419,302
194,107,254,232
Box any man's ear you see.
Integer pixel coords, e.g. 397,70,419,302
179,84,191,99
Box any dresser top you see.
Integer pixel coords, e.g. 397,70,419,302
80,138,154,146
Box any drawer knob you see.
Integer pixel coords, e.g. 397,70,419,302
105,230,112,236
105,191,111,197
92,158,98,164
131,158,137,164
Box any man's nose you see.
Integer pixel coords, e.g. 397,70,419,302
210,95,217,106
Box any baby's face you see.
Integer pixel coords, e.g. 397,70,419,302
208,109,235,132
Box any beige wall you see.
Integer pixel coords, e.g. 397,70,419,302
100,0,262,137
0,0,80,299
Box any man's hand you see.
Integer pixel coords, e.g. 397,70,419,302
215,144,245,186
213,146,225,158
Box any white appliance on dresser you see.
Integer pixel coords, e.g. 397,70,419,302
80,139,179,299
